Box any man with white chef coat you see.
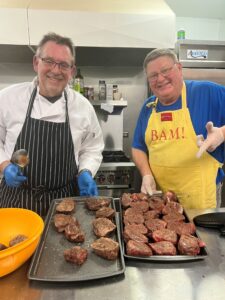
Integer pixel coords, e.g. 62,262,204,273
0,32,104,216
132,48,225,209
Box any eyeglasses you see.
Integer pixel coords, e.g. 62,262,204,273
39,57,73,71
148,64,177,83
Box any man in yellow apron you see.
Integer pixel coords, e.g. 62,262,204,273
132,48,225,209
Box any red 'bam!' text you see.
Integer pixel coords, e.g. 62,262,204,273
151,127,185,141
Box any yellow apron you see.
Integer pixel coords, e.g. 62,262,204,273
145,82,221,209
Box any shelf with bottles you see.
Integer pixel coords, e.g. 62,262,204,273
91,100,127,107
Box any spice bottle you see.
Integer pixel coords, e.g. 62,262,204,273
99,80,106,100
74,68,84,95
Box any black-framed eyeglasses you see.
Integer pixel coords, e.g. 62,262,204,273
39,57,73,71
148,64,177,83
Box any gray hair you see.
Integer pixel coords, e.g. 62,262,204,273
143,48,179,71
36,32,75,63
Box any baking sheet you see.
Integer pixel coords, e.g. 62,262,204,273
117,198,208,262
28,197,125,282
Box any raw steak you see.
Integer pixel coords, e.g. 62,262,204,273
64,246,88,265
126,240,152,256
64,224,85,242
91,237,119,260
85,198,111,211
145,218,167,236
95,207,115,219
144,210,160,221
162,201,183,215
92,217,116,237
124,223,148,235
167,221,196,236
54,214,79,232
130,200,149,212
149,197,165,213
121,193,132,208
152,229,178,245
9,234,28,247
149,241,177,255
56,198,75,214
123,226,148,243
163,190,178,202
124,208,144,225
162,212,185,222
178,234,204,256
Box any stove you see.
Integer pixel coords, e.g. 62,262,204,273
95,150,136,197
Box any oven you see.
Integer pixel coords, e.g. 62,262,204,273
94,150,136,198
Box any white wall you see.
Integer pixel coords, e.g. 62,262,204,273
176,17,225,41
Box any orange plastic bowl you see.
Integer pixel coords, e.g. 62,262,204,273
0,208,44,277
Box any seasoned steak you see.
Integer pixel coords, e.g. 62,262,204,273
162,201,183,215
92,218,116,237
131,193,149,201
56,198,75,214
123,226,148,243
0,243,8,251
152,229,178,245
91,237,119,260
54,214,79,232
149,241,177,255
9,234,28,247
126,240,152,257
64,246,88,265
95,207,115,219
85,198,111,211
178,234,203,256
167,221,196,236
145,219,167,236
130,200,149,213
64,224,85,242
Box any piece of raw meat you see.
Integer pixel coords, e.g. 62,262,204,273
91,237,119,260
92,217,116,237
149,241,177,255
95,207,115,219
64,224,85,242
130,200,149,213
145,219,167,236
144,210,159,221
54,214,79,232
126,240,152,256
56,198,75,214
64,246,88,265
152,229,178,245
178,234,205,256
123,226,148,243
162,201,183,215
85,198,111,211
9,234,28,247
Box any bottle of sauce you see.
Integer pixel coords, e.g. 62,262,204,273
74,68,84,95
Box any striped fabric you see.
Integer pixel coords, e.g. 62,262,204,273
0,87,79,216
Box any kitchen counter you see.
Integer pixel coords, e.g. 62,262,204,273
1,208,225,300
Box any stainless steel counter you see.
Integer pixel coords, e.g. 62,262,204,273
1,208,225,300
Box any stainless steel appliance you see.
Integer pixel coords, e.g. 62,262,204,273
176,39,225,207
94,150,136,198
92,101,136,197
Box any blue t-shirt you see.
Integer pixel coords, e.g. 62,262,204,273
132,80,225,183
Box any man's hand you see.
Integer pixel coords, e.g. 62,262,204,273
141,174,161,196
77,170,98,196
3,163,27,188
196,122,225,158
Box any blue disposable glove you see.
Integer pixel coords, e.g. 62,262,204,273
77,170,98,196
3,163,27,188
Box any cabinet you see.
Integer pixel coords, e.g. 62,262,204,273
0,8,29,45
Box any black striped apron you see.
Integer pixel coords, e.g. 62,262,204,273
0,87,79,216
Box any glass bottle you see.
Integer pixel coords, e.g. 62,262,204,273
73,68,84,95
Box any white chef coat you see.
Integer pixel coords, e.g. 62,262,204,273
0,79,104,176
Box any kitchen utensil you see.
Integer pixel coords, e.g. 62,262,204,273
193,212,225,236
0,208,44,277
11,149,29,171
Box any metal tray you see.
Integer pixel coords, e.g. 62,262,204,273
117,198,208,262
28,197,125,282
